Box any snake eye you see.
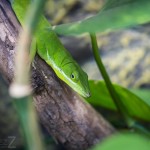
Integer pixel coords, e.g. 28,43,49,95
71,73,75,79
71,72,79,82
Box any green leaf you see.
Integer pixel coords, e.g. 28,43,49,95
130,89,150,106
50,0,150,35
86,80,150,121
92,133,150,150
102,0,134,11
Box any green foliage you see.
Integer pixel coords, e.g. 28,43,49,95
130,89,150,106
92,133,150,150
9,0,46,150
86,80,150,122
50,0,150,35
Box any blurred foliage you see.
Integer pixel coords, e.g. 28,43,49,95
0,73,24,148
44,0,104,24
87,80,150,122
92,133,150,150
130,89,150,106
50,0,150,35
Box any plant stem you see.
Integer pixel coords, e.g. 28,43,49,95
9,0,47,150
90,33,150,137
14,0,46,85
90,33,134,126
14,96,44,150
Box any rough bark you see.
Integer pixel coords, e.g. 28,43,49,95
0,0,115,149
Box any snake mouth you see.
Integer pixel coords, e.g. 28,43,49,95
78,89,91,98
84,91,91,98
